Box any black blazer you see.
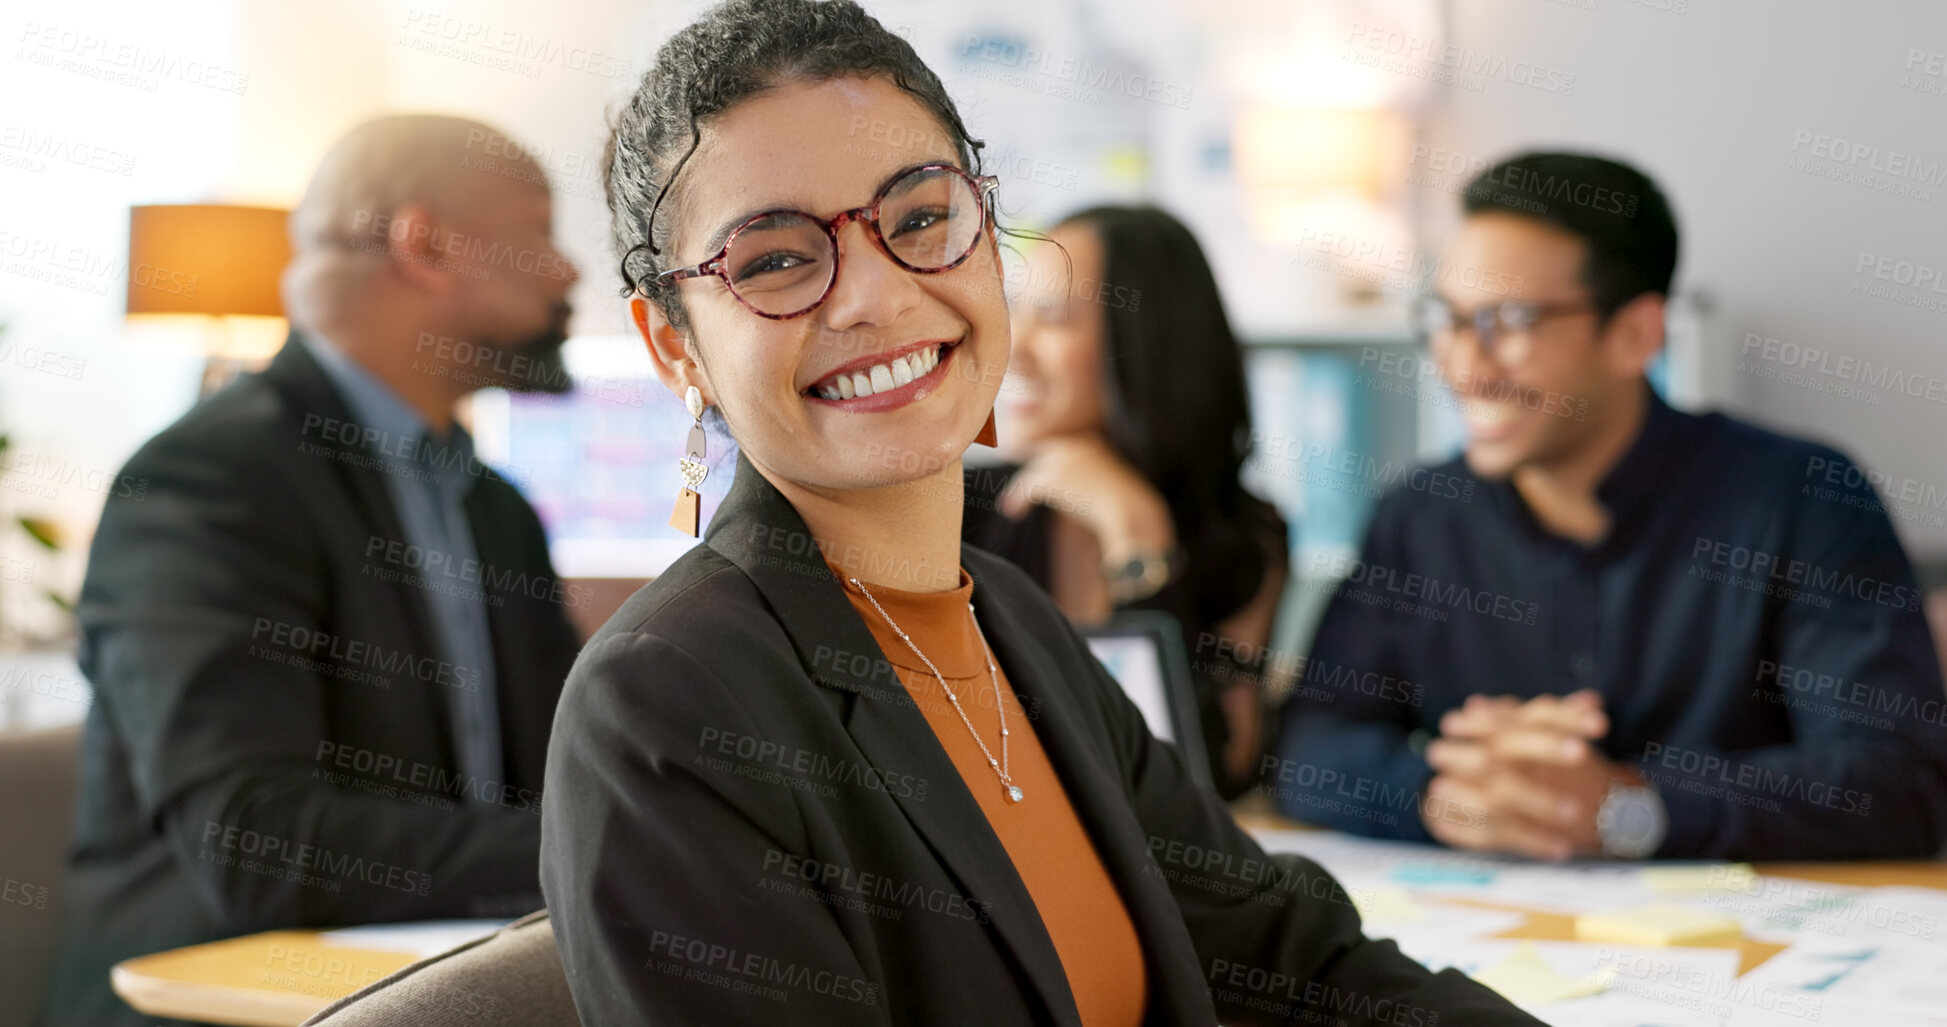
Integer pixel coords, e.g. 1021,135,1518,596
540,450,1538,1026
42,335,582,1027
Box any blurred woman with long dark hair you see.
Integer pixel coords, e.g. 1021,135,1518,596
966,206,1288,798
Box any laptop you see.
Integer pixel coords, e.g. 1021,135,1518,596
1081,610,1213,790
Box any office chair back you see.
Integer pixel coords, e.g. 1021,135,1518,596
302,910,578,1026
0,723,83,1024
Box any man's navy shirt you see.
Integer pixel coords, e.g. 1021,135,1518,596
1272,385,1947,858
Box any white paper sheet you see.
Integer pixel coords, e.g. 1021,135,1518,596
1247,828,1947,1026
1734,932,1947,1019
317,919,510,957
1399,937,1742,1027
1345,885,1528,943
1249,826,1734,914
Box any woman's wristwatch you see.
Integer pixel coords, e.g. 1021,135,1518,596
1103,547,1183,603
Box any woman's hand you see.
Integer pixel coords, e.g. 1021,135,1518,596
998,433,1175,564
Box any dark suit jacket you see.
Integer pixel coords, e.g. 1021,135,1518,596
41,335,582,1027
540,449,1539,1026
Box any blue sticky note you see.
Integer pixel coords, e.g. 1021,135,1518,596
1392,864,1498,887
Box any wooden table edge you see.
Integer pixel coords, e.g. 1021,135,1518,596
111,930,422,1026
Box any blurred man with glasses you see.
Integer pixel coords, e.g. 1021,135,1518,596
1272,152,1947,861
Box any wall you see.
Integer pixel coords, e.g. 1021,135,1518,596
6,0,1943,642
1417,0,1947,556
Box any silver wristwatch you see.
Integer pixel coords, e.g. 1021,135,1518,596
1595,778,1667,859
1103,548,1181,604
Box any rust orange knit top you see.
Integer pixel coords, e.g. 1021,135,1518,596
829,562,1148,1027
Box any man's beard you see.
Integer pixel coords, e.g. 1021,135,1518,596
473,302,574,394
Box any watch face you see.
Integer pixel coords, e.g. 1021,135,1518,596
1616,804,1653,840
1600,787,1666,858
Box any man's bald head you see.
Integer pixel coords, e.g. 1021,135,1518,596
290,114,542,253
281,114,579,412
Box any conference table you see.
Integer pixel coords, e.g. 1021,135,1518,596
111,805,1947,1026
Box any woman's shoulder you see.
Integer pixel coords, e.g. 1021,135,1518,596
590,542,751,642
564,544,799,712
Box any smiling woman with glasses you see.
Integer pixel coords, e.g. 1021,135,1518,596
537,2,1542,1025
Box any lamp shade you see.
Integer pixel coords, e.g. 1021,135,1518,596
125,204,290,317
1233,108,1405,197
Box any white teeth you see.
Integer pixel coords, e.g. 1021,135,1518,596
812,345,947,401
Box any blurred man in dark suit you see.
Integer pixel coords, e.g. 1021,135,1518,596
42,115,586,1027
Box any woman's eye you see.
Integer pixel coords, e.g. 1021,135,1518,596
889,207,947,237
734,252,808,281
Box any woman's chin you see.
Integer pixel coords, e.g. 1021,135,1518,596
811,423,970,486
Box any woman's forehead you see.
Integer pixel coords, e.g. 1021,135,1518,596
669,77,960,239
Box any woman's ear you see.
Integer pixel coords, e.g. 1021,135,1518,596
631,294,713,406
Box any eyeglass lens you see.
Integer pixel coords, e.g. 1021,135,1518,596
1420,298,1516,361
722,167,985,317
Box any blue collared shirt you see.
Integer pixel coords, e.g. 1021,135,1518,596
305,334,504,802
1273,385,1947,859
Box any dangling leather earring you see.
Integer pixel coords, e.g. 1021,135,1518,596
974,408,998,448
669,386,708,537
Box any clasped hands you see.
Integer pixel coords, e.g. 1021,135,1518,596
1420,689,1640,861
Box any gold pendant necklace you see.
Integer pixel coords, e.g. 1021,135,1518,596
850,578,1022,804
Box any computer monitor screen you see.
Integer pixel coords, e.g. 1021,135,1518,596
469,336,733,578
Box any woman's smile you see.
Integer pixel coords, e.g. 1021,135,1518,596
802,336,963,412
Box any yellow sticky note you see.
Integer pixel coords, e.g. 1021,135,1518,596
1349,886,1422,923
1642,863,1758,895
1471,941,1612,1006
1574,905,1743,947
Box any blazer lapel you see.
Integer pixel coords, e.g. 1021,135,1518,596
965,551,1217,1026
705,451,1084,1027
260,332,450,757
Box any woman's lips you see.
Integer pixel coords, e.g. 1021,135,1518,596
804,340,959,413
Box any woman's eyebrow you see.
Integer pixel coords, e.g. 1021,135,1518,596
879,160,960,197
699,206,775,257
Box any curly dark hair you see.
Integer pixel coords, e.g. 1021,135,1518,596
606,0,986,331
